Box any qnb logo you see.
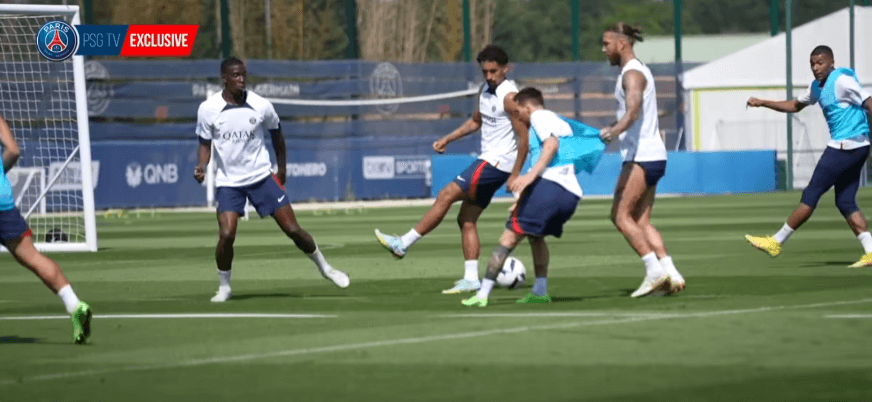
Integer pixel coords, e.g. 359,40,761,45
36,21,78,62
126,162,179,188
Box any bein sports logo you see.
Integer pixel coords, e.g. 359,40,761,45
363,156,430,183
126,162,179,188
37,21,79,62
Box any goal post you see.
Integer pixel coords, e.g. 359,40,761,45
0,4,97,252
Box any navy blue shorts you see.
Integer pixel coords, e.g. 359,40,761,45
506,178,580,238
216,174,290,217
626,161,667,187
801,145,870,214
452,159,511,208
0,207,31,248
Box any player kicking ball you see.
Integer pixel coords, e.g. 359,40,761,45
463,88,602,307
0,114,91,343
745,45,872,267
374,45,528,295
194,57,349,302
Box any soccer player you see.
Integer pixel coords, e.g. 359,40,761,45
599,22,685,298
0,113,91,343
462,87,592,307
745,45,872,267
374,45,529,294
194,57,349,302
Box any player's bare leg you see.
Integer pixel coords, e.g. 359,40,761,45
634,185,684,294
515,236,552,303
212,211,239,302
463,229,524,307
7,234,91,343
612,163,667,297
375,182,465,258
443,200,486,294
275,204,349,288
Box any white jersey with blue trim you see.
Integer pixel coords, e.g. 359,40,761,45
478,79,519,173
614,59,667,162
197,91,281,187
798,72,872,150
529,109,583,198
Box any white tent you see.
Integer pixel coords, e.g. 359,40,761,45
682,6,872,188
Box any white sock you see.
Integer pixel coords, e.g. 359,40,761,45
642,252,662,278
532,277,548,296
217,270,231,289
659,256,681,278
306,246,330,272
772,223,795,244
858,232,872,254
56,285,80,314
463,260,479,281
400,229,422,249
476,278,495,299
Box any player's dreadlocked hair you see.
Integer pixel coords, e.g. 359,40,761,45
606,22,644,45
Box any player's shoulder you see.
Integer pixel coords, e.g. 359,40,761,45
496,79,519,97
245,91,277,112
198,92,225,117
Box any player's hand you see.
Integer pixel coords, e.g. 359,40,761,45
746,97,765,108
275,168,286,186
508,173,534,194
599,127,616,143
433,138,448,153
193,164,206,183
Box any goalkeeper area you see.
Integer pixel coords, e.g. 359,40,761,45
3,190,872,401
0,4,97,252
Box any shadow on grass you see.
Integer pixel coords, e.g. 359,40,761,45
0,335,43,344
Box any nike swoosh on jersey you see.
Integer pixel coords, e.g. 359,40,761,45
278,195,286,202
456,176,466,182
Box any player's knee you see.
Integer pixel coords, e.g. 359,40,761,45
456,214,474,229
836,198,858,218
218,229,236,242
800,187,822,209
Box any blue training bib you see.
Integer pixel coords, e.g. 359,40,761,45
529,116,606,174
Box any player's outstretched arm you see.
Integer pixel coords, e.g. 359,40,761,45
270,128,287,186
0,114,21,172
193,139,211,183
746,97,808,113
433,111,482,153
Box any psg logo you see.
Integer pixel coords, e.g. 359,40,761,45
36,21,78,62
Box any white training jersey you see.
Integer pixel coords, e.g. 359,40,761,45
196,91,281,187
614,59,667,162
798,74,872,150
478,79,519,173
529,109,583,198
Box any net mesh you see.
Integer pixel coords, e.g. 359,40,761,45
0,13,86,244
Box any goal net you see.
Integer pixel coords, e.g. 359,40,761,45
0,4,97,252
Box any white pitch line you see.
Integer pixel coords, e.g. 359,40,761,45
2,297,871,386
825,314,872,319
440,312,672,318
0,313,336,321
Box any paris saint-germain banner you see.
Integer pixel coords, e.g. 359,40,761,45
37,21,197,61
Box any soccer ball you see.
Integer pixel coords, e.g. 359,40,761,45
496,256,526,289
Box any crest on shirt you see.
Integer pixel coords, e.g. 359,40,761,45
249,117,256,124
492,106,496,112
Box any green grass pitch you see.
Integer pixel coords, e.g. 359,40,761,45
2,189,872,401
